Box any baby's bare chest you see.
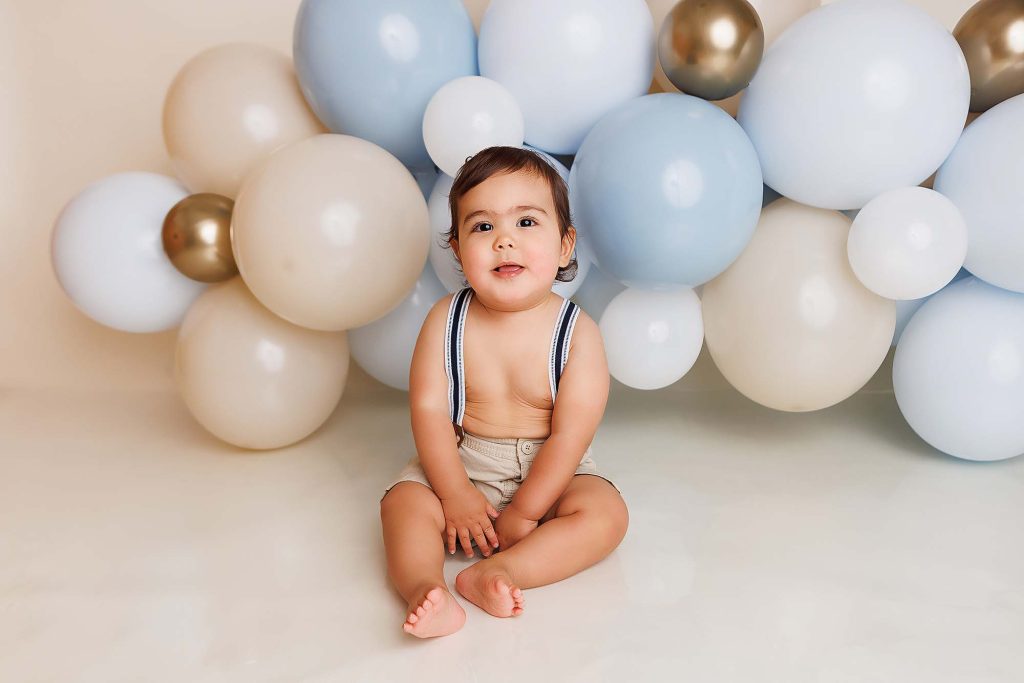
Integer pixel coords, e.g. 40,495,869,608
461,325,554,410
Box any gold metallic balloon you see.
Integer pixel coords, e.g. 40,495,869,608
954,0,1024,112
162,193,238,283
658,0,765,101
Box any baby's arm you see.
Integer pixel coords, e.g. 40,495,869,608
409,296,473,499
506,312,610,521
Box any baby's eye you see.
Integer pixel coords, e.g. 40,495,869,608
472,222,493,232
518,217,537,228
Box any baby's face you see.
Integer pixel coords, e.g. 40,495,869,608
450,169,575,310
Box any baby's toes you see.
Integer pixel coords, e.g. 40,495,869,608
424,587,445,608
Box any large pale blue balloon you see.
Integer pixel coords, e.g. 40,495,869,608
569,93,762,289
894,277,1024,462
348,263,449,391
934,93,1024,293
738,0,969,210
293,0,477,170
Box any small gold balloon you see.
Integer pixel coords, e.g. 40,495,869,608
954,0,1024,112
658,0,765,101
162,193,238,283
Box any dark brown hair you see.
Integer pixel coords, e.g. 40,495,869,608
441,146,578,285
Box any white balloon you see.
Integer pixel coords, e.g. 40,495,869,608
50,172,206,333
738,0,969,209
348,263,449,391
599,287,704,390
934,92,1024,293
479,0,654,154
894,277,1024,461
847,186,967,300
423,76,524,178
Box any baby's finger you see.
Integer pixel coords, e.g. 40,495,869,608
488,505,500,518
471,523,490,556
459,527,474,557
447,525,457,555
483,522,499,550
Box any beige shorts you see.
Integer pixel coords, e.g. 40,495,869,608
381,430,623,518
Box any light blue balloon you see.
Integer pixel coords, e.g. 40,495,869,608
893,276,1024,461
934,92,1024,293
293,0,477,170
568,93,762,288
349,263,449,391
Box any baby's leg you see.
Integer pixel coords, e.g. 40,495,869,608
380,482,466,638
455,475,627,614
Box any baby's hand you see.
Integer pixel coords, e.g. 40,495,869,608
439,486,501,558
494,504,539,551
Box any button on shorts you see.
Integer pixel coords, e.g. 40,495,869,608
381,430,623,524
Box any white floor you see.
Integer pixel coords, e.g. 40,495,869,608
2,351,1022,682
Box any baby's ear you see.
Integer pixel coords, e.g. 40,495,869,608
560,226,577,264
449,237,461,263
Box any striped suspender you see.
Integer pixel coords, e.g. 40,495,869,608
548,297,581,402
446,289,581,426
445,287,473,426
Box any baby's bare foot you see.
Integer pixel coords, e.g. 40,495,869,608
403,585,466,638
454,560,525,618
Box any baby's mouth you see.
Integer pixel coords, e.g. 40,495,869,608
493,263,524,273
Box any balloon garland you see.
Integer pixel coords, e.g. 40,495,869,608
49,0,1024,461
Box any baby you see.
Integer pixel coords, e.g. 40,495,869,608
379,146,628,638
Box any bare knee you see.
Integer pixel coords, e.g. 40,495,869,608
587,495,628,547
380,482,445,533
605,496,629,545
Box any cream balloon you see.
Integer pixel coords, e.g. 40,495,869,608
175,277,349,449
232,134,430,331
847,186,967,300
163,43,326,198
702,198,895,411
648,0,818,115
